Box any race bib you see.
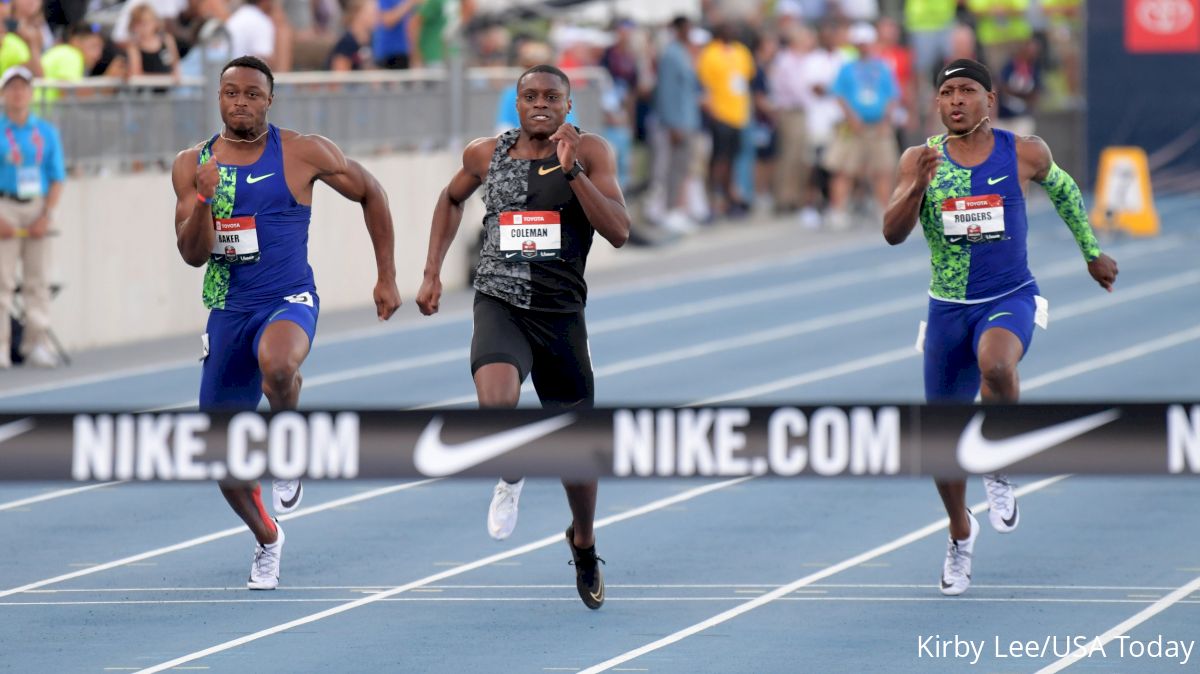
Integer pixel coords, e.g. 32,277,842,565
16,167,41,199
211,216,260,265
942,194,1005,244
499,211,561,261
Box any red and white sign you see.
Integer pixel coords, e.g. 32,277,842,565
1126,0,1200,53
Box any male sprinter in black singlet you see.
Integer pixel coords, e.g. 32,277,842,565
416,65,630,609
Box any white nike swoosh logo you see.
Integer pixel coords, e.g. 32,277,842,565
414,414,577,477
945,68,965,76
957,409,1121,474
0,417,35,444
246,173,275,184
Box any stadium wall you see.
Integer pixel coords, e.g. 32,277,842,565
46,151,583,351
1087,0,1200,191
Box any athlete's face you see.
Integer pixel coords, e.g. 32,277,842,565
936,77,994,134
516,72,571,139
218,67,273,134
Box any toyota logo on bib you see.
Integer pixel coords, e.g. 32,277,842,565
1136,0,1196,34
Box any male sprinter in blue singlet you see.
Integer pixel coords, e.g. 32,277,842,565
171,56,401,590
416,65,630,609
884,59,1118,596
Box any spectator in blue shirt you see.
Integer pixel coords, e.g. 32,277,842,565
822,22,899,230
0,66,65,368
374,0,420,69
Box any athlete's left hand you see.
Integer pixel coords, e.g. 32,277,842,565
549,123,580,171
1087,253,1118,292
374,278,401,320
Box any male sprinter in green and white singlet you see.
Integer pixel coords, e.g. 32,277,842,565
172,56,401,590
884,59,1118,596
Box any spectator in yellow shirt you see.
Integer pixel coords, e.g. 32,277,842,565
697,24,754,217
37,23,103,105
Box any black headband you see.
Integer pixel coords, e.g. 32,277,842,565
935,59,992,91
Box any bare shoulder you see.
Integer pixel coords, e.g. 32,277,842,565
463,136,497,174
282,130,349,174
579,132,614,164
171,144,202,189
1016,134,1052,160
897,143,929,169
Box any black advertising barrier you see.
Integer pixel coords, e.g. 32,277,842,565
0,403,1197,481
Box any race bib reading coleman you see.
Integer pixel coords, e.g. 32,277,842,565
499,211,561,261
210,216,260,265
942,194,1005,244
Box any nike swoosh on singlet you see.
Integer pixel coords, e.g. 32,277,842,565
956,409,1121,474
538,164,563,176
988,311,1013,321
246,173,275,184
987,175,1009,185
413,414,577,477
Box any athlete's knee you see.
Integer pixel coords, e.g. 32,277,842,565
978,356,1017,388
477,384,520,408
260,355,301,394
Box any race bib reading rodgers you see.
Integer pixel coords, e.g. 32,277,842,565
942,194,1005,244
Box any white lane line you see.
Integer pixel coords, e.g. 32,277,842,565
133,478,752,674
8,597,1192,608
0,479,440,599
691,348,917,406
25,582,1188,593
1035,574,1200,673
697,268,1200,404
1022,324,1200,390
0,481,126,512
577,476,1068,674
587,258,927,333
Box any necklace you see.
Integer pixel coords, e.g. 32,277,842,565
941,115,991,143
220,128,268,144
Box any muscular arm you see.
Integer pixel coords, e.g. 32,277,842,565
423,138,488,279
300,135,397,290
1020,136,1101,262
172,147,214,267
571,134,630,248
883,145,933,245
416,137,489,315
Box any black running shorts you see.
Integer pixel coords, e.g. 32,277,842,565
470,292,595,408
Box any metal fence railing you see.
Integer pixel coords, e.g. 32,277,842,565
33,66,610,172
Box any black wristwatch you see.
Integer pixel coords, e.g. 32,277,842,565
563,160,584,181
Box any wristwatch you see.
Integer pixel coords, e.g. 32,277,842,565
564,160,584,181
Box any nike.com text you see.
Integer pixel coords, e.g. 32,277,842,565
71,412,360,481
613,407,901,477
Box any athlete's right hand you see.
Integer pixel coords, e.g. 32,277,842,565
416,274,442,316
195,153,219,203
915,146,941,187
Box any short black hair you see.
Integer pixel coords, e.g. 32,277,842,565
517,64,570,95
221,55,274,94
670,15,690,31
